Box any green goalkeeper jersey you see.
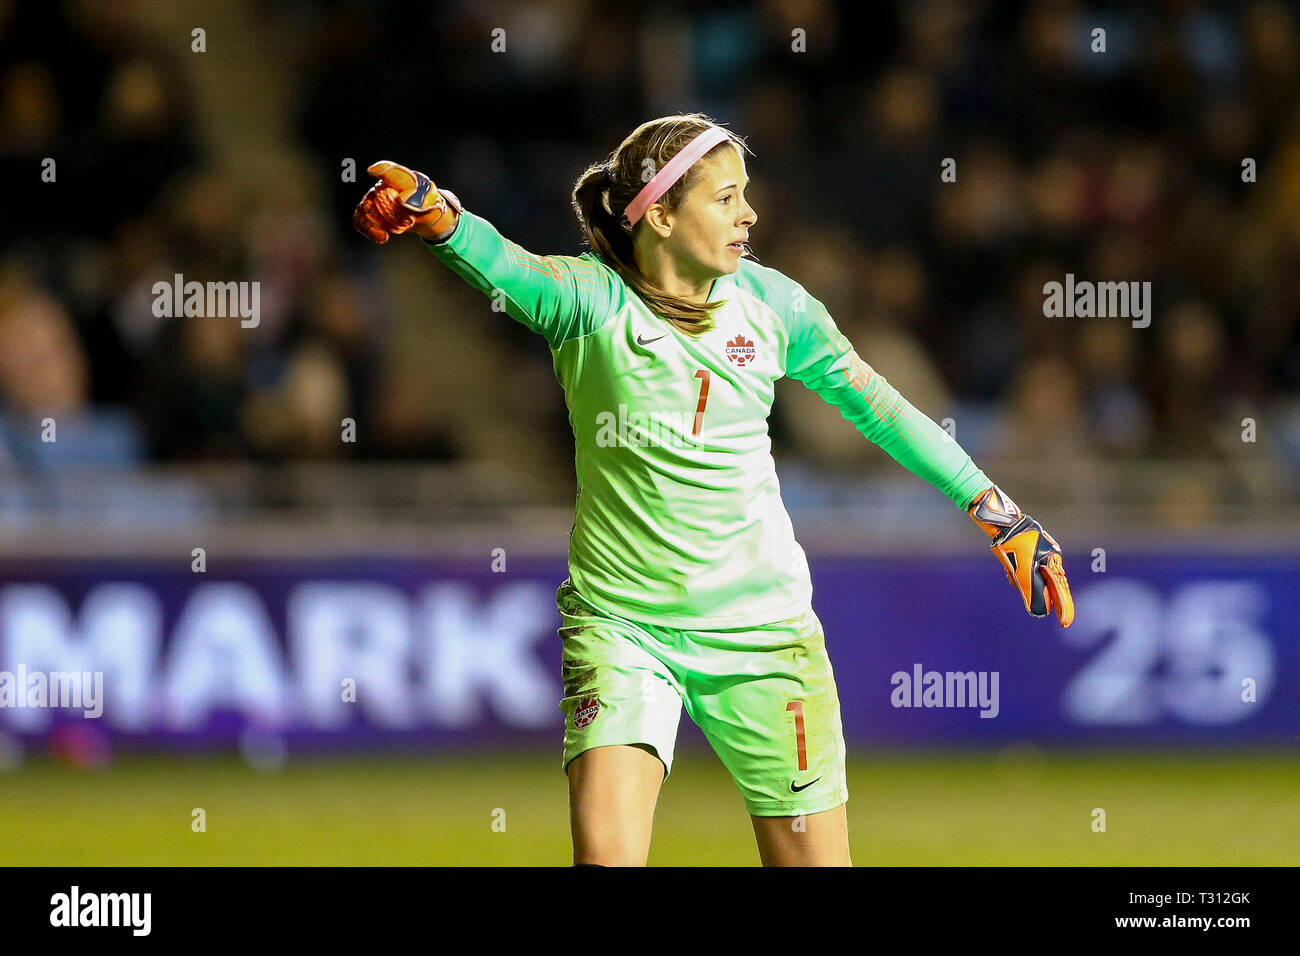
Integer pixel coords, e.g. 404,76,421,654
424,209,990,627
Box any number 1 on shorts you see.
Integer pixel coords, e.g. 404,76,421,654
786,700,808,771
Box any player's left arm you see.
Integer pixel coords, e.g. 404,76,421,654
783,286,1074,627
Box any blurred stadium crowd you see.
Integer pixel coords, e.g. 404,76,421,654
1,0,1299,519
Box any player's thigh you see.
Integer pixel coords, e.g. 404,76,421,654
750,803,851,867
684,607,849,825
557,582,684,865
567,744,666,866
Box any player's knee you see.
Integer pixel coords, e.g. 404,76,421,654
573,837,650,866
573,854,646,866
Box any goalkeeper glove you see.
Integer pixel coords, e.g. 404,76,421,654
969,485,1075,627
353,161,461,244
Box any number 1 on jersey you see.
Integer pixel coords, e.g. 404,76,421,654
693,369,711,436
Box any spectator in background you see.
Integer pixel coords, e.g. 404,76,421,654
835,64,943,247
363,370,460,462
0,58,63,246
1077,315,1152,456
243,340,351,459
138,291,251,461
77,55,199,240
1152,299,1229,458
0,282,142,466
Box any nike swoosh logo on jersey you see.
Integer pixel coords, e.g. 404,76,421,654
636,332,668,345
790,776,822,792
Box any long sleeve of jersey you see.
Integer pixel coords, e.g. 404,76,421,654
421,208,619,351
784,285,990,511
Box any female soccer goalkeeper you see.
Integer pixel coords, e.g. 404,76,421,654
353,113,1074,867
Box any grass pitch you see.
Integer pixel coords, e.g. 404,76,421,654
1,747,1295,865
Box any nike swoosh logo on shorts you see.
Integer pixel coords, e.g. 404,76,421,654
790,776,822,792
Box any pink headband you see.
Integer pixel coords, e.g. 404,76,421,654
621,126,733,228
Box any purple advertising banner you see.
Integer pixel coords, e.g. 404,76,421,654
0,552,1296,753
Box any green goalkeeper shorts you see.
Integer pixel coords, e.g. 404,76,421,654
556,580,849,817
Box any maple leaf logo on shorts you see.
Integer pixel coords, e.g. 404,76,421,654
573,697,600,729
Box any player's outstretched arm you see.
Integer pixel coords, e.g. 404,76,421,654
351,159,616,350
780,276,1074,627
